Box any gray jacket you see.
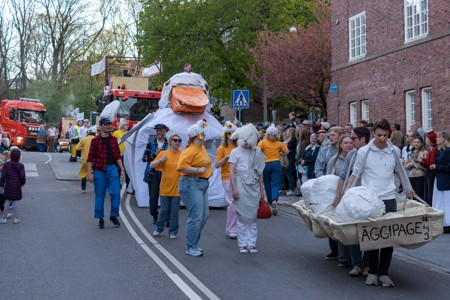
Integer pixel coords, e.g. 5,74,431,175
314,144,337,178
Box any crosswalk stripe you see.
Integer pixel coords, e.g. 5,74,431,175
24,164,38,177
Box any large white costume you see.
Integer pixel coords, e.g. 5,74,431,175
119,72,225,207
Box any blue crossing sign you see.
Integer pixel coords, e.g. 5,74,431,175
233,90,250,109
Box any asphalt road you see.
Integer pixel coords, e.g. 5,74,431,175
1,151,449,300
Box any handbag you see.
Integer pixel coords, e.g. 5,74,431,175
296,163,304,174
257,196,272,219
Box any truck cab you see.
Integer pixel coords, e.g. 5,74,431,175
0,98,47,149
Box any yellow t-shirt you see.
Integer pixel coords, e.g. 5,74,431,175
257,139,288,162
177,144,212,179
215,144,236,180
112,129,126,155
154,149,182,196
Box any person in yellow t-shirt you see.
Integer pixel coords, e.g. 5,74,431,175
177,119,212,257
257,124,288,216
113,118,130,190
215,121,238,239
150,133,182,239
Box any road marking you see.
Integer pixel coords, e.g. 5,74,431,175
44,153,52,164
121,192,220,300
24,163,39,177
120,194,205,300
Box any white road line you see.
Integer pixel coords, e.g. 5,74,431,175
24,163,37,171
119,194,203,300
122,193,220,300
26,172,39,177
44,153,52,164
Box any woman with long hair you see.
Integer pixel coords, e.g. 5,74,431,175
430,131,450,233
177,120,212,256
257,124,288,215
327,134,354,268
150,133,183,239
405,136,427,200
215,121,238,239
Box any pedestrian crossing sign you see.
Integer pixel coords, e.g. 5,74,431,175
233,90,250,109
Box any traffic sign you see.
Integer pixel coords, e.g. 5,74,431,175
330,84,338,93
233,90,250,109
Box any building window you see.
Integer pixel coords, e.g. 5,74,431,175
361,100,369,123
421,88,432,132
405,91,416,131
350,102,357,127
349,12,366,61
405,0,428,42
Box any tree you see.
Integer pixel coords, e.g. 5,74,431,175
249,2,331,116
137,0,315,102
0,2,15,99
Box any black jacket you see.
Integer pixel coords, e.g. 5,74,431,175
302,144,320,179
435,148,450,191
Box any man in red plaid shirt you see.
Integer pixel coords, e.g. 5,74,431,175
87,118,125,229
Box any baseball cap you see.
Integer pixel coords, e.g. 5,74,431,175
99,118,112,125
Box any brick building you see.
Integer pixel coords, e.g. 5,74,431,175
328,0,449,133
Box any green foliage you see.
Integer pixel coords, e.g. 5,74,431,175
137,0,315,103
26,79,94,125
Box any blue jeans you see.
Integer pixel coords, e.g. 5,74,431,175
148,171,162,218
179,176,209,249
287,159,296,191
38,143,46,152
263,161,282,205
93,165,121,219
156,196,180,236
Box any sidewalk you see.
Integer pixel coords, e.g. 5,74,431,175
48,153,450,275
277,193,450,275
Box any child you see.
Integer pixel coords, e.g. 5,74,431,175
0,149,26,224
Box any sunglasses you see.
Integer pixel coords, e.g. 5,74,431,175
351,136,360,141
172,139,182,143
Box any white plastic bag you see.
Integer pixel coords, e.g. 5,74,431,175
302,175,339,214
335,186,385,223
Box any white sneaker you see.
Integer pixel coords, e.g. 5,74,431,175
0,218,7,224
379,275,394,287
239,246,248,253
226,232,237,239
349,266,362,276
248,246,258,254
365,274,379,286
286,190,295,196
13,218,21,224
169,234,177,239
153,231,161,237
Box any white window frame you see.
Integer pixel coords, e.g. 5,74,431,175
421,88,432,132
361,100,369,123
349,102,357,127
349,12,366,61
405,91,416,131
404,0,428,43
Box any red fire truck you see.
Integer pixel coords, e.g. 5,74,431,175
98,87,161,128
0,98,47,149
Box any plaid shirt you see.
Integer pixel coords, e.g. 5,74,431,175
87,134,122,171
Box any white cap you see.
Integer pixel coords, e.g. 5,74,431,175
187,119,208,137
118,118,128,129
89,126,97,133
266,123,278,135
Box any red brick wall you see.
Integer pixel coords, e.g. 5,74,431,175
328,0,450,132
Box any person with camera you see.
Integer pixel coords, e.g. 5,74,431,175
143,124,169,224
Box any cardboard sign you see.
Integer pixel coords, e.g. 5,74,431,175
357,215,431,251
